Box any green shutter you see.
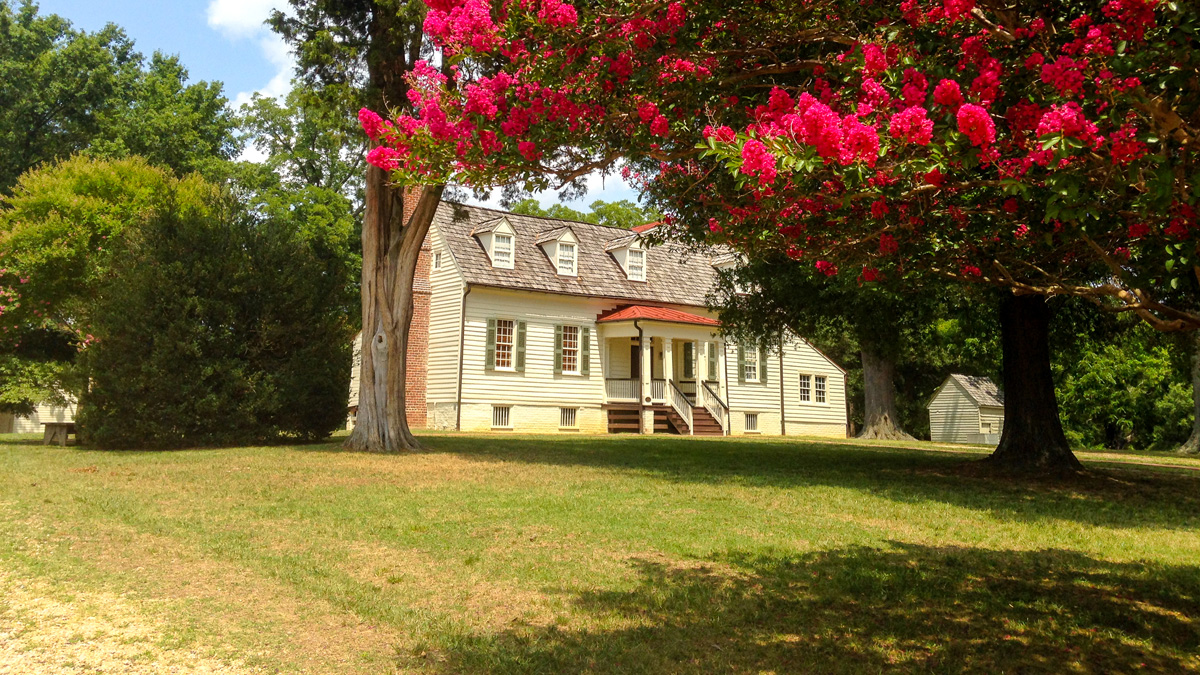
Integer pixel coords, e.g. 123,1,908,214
485,319,496,370
516,321,527,372
581,327,591,376
554,325,563,375
707,342,718,382
683,342,694,379
759,347,768,385
737,344,746,385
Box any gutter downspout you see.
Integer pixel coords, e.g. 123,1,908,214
779,336,787,437
634,319,645,434
455,284,473,431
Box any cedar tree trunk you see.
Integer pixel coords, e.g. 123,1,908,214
1178,332,1200,454
857,349,913,440
986,294,1083,471
344,172,443,453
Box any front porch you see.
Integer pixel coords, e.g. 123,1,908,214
597,306,730,436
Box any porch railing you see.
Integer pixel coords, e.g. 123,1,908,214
668,380,694,435
605,378,639,401
651,379,666,402
701,382,729,435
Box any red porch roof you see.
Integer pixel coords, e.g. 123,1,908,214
597,305,720,327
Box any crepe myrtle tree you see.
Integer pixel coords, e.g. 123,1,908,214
361,0,1197,471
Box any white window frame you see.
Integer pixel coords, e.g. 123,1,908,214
557,242,577,276
433,251,442,270
561,325,581,375
627,248,646,282
745,412,759,433
798,374,811,402
492,233,514,269
815,375,827,403
744,347,760,383
494,319,516,371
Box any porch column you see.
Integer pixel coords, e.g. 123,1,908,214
640,334,653,433
663,338,674,388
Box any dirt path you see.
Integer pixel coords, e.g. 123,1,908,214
0,571,253,675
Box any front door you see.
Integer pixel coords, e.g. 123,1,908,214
630,344,642,380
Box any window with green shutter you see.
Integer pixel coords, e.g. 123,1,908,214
581,327,591,376
554,325,564,375
683,342,694,379
706,342,719,382
485,319,497,370
758,347,768,384
515,321,527,372
737,344,746,384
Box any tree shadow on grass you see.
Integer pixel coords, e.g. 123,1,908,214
397,435,1200,532
415,543,1200,674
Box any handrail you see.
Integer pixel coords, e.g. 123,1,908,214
604,378,639,401
668,380,694,435
650,379,667,401
701,381,729,435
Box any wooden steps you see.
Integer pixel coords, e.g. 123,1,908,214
605,406,641,434
606,404,725,436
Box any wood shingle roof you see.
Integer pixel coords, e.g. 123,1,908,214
434,202,719,306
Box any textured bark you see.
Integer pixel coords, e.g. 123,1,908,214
987,294,1083,472
857,350,913,440
1178,332,1200,455
344,174,443,453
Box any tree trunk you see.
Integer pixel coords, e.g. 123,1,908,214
857,349,913,440
1178,332,1200,454
344,170,443,453
986,294,1082,472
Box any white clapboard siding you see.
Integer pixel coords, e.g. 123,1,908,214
978,406,1005,435
8,401,77,434
460,287,609,411
928,380,982,443
427,224,466,411
778,338,848,438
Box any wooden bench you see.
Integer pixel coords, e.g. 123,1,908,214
42,422,75,446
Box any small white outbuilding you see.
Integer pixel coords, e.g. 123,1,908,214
927,374,1005,445
0,401,77,434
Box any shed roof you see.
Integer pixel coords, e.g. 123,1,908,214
434,202,718,306
597,305,720,327
948,374,1005,407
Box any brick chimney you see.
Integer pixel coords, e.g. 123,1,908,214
403,186,431,429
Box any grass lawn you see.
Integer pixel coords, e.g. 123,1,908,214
2,433,1199,674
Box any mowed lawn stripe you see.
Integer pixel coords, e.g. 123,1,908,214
1,434,1199,673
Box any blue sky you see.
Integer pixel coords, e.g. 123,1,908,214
34,0,637,208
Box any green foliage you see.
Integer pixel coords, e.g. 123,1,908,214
1055,322,1192,451
508,198,660,229
0,1,238,192
78,195,355,449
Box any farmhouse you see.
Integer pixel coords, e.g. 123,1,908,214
351,202,848,437
927,374,1005,445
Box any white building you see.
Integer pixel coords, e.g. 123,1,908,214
0,401,76,434
928,374,1005,445
353,202,849,437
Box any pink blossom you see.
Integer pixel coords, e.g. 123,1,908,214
518,141,542,161
537,0,578,27
1042,56,1088,97
637,101,659,124
358,108,386,140
889,107,934,145
840,116,880,166
862,44,889,76
815,260,839,276
740,139,777,186
932,79,964,113
650,115,670,137
366,146,402,171
956,104,995,147
879,233,899,255
1109,124,1147,165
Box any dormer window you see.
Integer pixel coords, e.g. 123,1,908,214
493,234,513,268
557,242,577,276
473,217,517,269
627,248,646,281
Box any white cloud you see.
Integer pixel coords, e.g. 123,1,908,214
206,0,280,39
207,0,293,109
471,171,640,211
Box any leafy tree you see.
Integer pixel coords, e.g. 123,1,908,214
78,193,355,449
0,156,216,410
270,0,439,452
0,1,238,192
509,198,660,229
362,0,1198,472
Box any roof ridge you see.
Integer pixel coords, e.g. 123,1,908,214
446,200,645,232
